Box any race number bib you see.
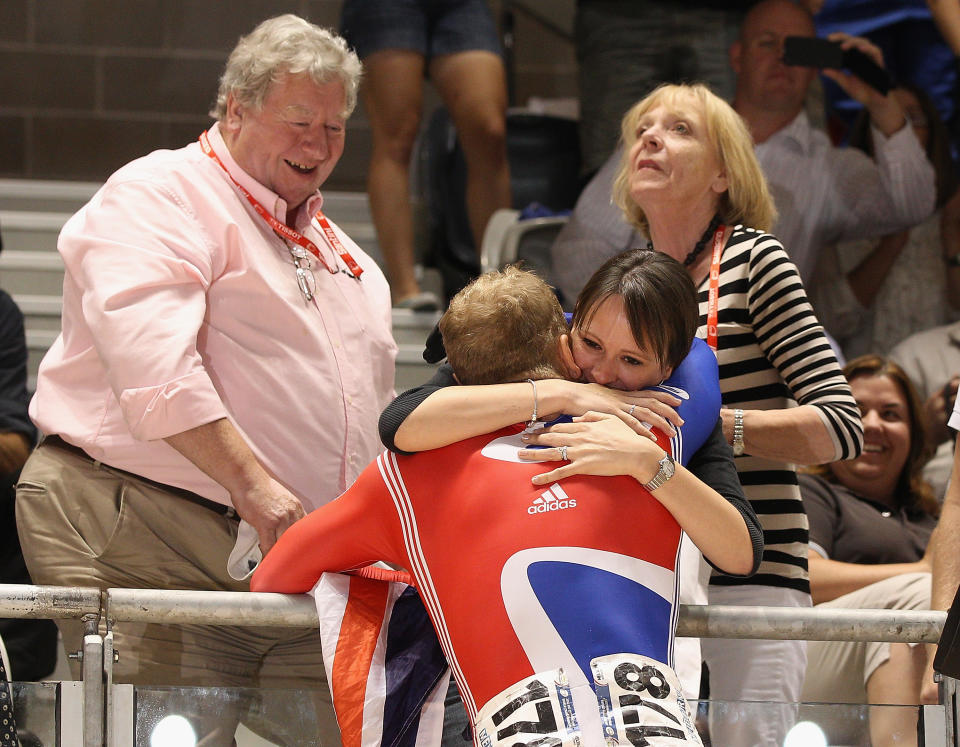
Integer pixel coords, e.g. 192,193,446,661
474,655,702,746
592,654,702,746
475,667,582,747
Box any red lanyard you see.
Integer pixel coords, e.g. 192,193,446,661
199,131,363,279
704,225,726,351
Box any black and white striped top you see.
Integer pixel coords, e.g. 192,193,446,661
701,227,864,593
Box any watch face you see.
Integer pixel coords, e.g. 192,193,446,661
661,455,675,478
645,454,675,491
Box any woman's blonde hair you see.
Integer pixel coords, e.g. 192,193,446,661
612,83,776,236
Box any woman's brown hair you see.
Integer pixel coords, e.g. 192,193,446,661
808,354,939,517
572,249,698,373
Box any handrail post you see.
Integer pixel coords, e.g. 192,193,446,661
102,595,119,747
81,613,104,747
942,674,959,745
104,627,116,747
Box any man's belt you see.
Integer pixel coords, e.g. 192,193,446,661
42,435,238,520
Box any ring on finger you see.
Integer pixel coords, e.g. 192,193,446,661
628,404,637,416
559,445,568,461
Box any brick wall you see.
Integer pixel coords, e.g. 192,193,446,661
0,0,576,189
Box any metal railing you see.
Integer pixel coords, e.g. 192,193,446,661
0,583,953,746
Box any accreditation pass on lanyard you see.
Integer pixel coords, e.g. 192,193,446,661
705,225,726,351
199,130,363,279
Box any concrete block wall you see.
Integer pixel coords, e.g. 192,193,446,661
0,0,577,187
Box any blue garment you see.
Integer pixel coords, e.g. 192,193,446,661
340,0,502,61
815,0,956,138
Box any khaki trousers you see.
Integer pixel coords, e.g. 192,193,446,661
16,442,340,746
803,571,932,704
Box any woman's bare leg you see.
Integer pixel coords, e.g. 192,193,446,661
430,50,511,252
363,49,427,304
865,642,926,747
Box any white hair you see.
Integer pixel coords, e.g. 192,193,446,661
210,14,362,120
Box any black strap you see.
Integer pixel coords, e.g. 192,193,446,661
42,436,238,520
936,582,960,677
0,658,17,747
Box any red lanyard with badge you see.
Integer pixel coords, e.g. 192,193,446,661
704,225,726,351
199,131,364,282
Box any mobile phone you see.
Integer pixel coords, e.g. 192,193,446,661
782,36,892,95
782,36,844,69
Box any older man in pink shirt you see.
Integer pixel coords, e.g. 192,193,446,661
15,15,395,745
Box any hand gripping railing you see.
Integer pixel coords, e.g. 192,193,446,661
0,583,954,746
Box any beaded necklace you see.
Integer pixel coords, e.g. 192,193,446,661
647,213,724,267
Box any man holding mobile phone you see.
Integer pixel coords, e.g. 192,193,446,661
727,0,934,281
553,0,935,301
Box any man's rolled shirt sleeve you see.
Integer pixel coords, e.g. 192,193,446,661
64,179,229,440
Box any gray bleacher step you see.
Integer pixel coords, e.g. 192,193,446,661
0,179,100,213
26,328,59,347
24,324,438,364
395,344,441,393
0,250,63,269
11,294,61,314
0,254,67,296
13,293,438,333
13,294,63,331
25,328,58,391
0,210,73,252
391,307,440,347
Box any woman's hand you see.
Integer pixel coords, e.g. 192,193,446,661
517,411,665,485
551,381,683,438
519,411,758,575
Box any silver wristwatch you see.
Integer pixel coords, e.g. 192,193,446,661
642,453,675,491
732,408,745,456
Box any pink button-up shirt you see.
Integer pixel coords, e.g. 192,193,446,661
31,124,397,511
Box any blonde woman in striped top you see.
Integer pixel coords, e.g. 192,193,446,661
610,82,864,746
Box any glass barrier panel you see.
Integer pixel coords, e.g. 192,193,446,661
10,682,58,747
697,700,928,746
127,688,937,747
134,686,324,747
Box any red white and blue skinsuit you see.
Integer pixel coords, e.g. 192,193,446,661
253,338,733,743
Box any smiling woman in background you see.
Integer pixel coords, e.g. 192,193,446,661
800,355,938,747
